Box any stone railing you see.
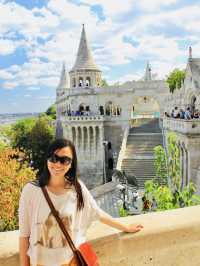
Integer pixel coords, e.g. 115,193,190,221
62,115,105,122
61,115,122,123
1,205,200,266
163,117,200,135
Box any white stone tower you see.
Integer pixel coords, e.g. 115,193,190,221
69,24,102,88
57,62,69,98
144,61,152,81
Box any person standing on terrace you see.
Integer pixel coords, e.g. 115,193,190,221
19,138,143,266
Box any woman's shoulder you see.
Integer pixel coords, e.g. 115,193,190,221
21,180,41,196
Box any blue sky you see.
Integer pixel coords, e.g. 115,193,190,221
0,0,200,113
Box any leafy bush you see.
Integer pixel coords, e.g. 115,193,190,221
5,115,55,174
0,148,36,231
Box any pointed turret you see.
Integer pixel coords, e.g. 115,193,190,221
69,25,102,88
144,61,152,81
189,46,192,60
71,24,100,71
58,62,69,89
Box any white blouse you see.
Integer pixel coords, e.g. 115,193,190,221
18,180,103,266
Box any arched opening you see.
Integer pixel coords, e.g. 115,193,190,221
95,126,99,152
83,127,87,151
77,127,82,148
89,126,93,152
86,77,91,87
99,106,104,115
131,96,160,119
105,101,113,116
79,77,83,87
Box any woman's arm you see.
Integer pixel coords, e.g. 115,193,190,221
19,237,30,266
99,211,143,233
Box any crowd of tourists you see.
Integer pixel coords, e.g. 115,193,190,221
164,106,200,120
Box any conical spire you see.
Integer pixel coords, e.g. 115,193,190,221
58,62,69,89
144,61,152,81
189,46,192,61
71,24,100,71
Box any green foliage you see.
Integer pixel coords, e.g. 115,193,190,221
0,148,36,231
100,79,109,87
9,118,36,153
167,132,181,191
28,115,54,174
153,145,168,181
119,206,128,217
144,132,200,212
6,115,54,174
166,68,185,93
46,104,56,119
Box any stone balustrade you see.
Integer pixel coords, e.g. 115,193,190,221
61,115,122,123
63,115,105,122
163,117,200,135
1,205,200,266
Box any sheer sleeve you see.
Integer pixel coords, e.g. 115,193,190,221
18,183,31,237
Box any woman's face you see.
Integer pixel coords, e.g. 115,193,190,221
47,146,73,178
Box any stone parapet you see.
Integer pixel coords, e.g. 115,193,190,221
62,115,105,122
163,117,200,135
1,205,200,265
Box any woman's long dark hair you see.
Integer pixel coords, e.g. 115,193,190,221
37,138,84,211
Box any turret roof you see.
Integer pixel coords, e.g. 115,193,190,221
70,24,101,72
58,62,69,89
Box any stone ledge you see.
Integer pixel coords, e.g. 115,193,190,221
1,205,200,265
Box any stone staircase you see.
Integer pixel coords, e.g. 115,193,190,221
121,118,164,189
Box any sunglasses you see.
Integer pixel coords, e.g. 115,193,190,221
48,154,72,165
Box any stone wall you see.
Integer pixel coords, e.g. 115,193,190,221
1,205,200,266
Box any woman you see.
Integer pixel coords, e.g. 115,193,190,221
19,139,143,266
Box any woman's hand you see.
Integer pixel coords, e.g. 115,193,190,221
123,223,144,233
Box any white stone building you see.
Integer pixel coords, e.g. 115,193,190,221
56,25,170,189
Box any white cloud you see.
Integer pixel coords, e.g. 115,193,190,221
0,0,200,96
80,0,134,17
0,69,14,79
137,0,178,12
26,86,40,91
108,73,143,85
0,39,21,55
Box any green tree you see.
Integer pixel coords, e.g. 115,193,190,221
144,132,200,212
166,69,185,93
46,104,56,119
8,118,36,154
28,115,54,173
167,132,181,192
153,145,168,182
101,79,109,87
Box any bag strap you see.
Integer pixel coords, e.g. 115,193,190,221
41,186,77,254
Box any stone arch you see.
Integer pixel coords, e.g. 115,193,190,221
83,126,87,151
78,77,83,87
89,126,94,152
95,126,100,152
131,96,160,118
86,77,91,87
105,101,112,115
77,126,82,148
